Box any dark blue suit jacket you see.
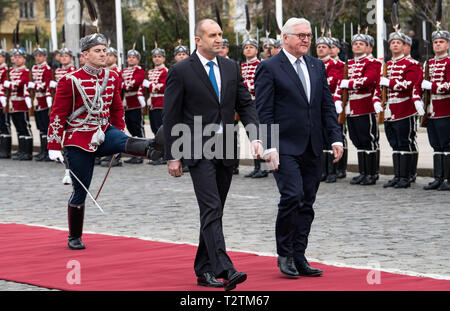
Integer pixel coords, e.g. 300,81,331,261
255,50,342,156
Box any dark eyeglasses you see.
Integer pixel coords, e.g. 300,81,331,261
288,33,313,40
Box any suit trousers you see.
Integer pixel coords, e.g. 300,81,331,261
347,113,379,151
188,158,235,277
65,126,128,205
273,140,321,262
384,116,418,152
0,110,10,134
10,111,32,137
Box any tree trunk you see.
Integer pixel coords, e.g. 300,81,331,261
96,0,116,47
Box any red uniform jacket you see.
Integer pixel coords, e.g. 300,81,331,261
122,65,145,110
334,54,379,116
321,56,344,95
373,55,422,121
47,66,125,152
413,54,450,119
9,66,30,112
31,62,52,111
241,58,260,101
54,64,76,83
0,63,8,97
138,64,167,110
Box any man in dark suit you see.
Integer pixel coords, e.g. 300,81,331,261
255,17,343,278
163,19,263,291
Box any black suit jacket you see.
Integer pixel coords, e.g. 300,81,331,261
255,50,342,156
163,51,259,166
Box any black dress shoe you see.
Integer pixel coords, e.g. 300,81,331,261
68,237,86,250
223,269,247,291
125,156,143,164
295,260,322,277
197,272,223,288
277,256,299,278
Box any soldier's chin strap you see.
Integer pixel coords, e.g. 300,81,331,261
57,158,105,214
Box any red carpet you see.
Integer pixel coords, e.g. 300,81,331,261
0,223,449,291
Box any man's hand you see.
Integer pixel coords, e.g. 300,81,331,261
0,96,6,108
264,150,279,171
168,160,183,177
421,80,432,90
373,101,383,114
332,145,344,163
379,77,390,87
335,100,343,114
49,150,65,163
49,80,58,89
414,100,425,116
251,140,264,160
27,82,36,89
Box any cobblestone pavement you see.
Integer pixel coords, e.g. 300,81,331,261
0,159,449,290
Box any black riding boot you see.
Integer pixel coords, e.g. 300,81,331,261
438,154,450,191
409,152,418,183
424,153,443,190
394,153,412,188
12,136,24,160
325,151,337,183
383,153,400,188
350,151,366,185
336,148,347,179
245,159,260,178
0,134,12,158
19,136,33,161
68,204,86,250
360,152,376,185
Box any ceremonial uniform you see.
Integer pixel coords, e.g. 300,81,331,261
30,61,53,161
54,64,76,83
241,54,267,178
320,54,343,182
414,52,450,190
0,61,11,158
122,64,145,138
6,63,33,160
48,38,162,250
334,51,380,185
139,64,167,135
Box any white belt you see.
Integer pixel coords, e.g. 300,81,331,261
387,97,410,104
349,93,371,100
125,91,138,97
150,93,164,98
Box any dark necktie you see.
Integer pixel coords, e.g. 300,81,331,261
207,61,219,100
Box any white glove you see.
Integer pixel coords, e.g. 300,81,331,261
414,100,425,116
49,80,58,88
373,101,383,113
138,96,146,108
379,77,390,87
25,97,32,109
339,79,350,89
0,96,6,108
345,103,351,115
335,101,343,114
27,82,36,89
421,80,432,90
3,81,11,89
46,96,53,108
49,150,65,163
142,79,151,88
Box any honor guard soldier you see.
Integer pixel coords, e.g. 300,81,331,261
3,48,33,161
241,38,267,178
0,49,11,158
47,33,163,250
402,33,421,182
415,29,450,191
138,47,167,165
316,35,343,183
28,46,53,161
375,31,423,189
174,45,189,62
98,47,123,167
329,37,348,178
334,33,380,185
52,48,76,83
218,38,230,58
263,38,277,59
122,48,146,164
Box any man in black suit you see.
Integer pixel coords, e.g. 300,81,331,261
255,17,343,278
163,19,263,291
